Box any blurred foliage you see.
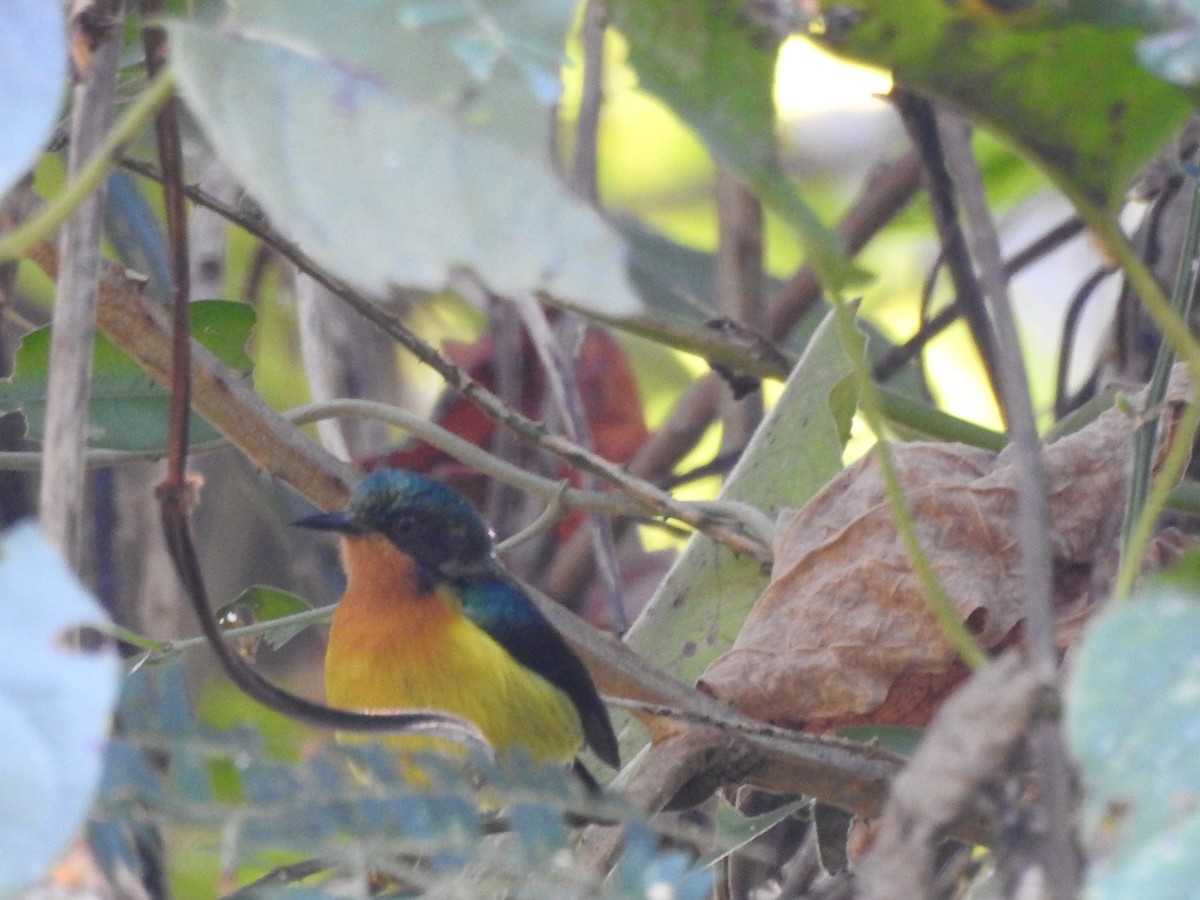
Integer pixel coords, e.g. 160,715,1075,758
809,0,1193,211
1066,555,1200,900
92,666,714,898
0,303,253,453
7,0,1200,894
0,301,255,450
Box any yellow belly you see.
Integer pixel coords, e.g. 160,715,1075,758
324,537,583,766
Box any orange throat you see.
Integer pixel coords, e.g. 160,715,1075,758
324,534,454,711
322,534,583,764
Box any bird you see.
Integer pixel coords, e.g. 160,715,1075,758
293,468,620,784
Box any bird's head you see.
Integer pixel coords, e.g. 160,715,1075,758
293,469,494,576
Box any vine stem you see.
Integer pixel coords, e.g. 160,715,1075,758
1091,213,1200,600
832,297,986,670
938,109,1074,898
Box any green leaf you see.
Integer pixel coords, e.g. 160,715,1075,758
607,0,861,290
216,586,314,651
809,1,1194,212
0,300,255,452
620,306,857,757
167,1,642,319
1064,0,1190,32
834,724,925,757
222,0,571,159
1066,576,1200,898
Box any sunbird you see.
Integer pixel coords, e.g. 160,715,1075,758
294,468,620,782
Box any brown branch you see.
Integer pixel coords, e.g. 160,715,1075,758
937,109,1077,897
714,167,766,447
569,0,606,202
115,157,772,564
39,2,121,568
545,152,923,600
892,89,1005,417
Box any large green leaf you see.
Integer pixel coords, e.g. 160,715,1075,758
217,0,571,159
619,307,857,756
168,1,641,319
809,1,1194,211
0,301,255,452
0,523,118,895
1066,0,1200,88
606,0,861,290
1066,560,1200,899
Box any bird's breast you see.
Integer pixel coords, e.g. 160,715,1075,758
325,535,583,765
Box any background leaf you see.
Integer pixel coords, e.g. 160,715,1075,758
619,307,856,755
216,586,314,651
0,300,255,452
607,0,859,288
0,0,66,195
1066,569,1200,899
809,0,1193,211
225,0,572,159
168,2,642,318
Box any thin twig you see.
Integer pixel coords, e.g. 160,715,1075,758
937,109,1076,897
1122,168,1200,552
892,90,1004,417
569,0,606,203
1111,262,1200,598
506,295,630,629
113,158,773,563
832,298,986,671
1054,266,1117,417
874,215,1089,384
139,1,191,488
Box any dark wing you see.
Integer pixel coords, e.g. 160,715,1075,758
456,576,620,769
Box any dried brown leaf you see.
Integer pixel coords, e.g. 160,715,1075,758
698,394,1163,729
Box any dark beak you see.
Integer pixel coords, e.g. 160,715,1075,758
291,510,369,535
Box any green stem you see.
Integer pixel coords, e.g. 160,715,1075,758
833,297,986,670
1121,175,1200,556
1091,214,1200,600
878,386,1006,451
0,68,176,263
100,623,171,653
106,604,339,663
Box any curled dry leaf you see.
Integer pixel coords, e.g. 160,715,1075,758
699,380,1195,730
